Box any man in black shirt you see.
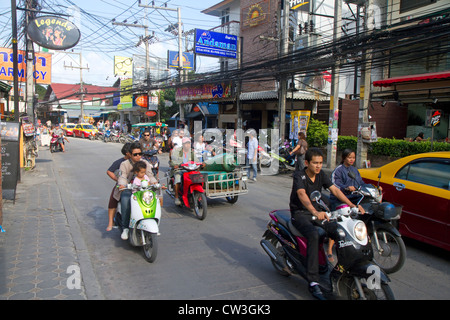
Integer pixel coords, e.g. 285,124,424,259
289,147,364,300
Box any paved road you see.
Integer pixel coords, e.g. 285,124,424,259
2,136,449,301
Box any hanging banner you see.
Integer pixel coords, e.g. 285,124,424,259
0,47,52,84
27,15,81,50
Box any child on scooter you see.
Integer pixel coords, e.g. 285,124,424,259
132,161,150,193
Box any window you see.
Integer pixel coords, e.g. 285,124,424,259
400,0,436,14
395,159,450,190
221,8,230,26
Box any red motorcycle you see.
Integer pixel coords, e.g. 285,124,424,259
166,161,208,220
50,134,63,153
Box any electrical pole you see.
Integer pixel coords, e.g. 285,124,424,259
11,0,20,122
138,1,185,124
113,21,152,123
278,0,290,140
64,52,89,123
327,0,342,170
356,0,374,168
25,0,36,123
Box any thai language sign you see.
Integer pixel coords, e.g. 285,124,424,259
176,82,232,102
194,29,237,59
0,47,52,84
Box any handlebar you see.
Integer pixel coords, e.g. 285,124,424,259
312,206,360,223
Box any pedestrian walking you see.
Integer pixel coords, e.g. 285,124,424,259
246,129,258,182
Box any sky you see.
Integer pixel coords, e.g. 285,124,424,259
1,0,223,87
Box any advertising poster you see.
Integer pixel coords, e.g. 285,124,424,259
289,110,311,140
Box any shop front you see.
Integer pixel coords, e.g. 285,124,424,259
372,71,450,141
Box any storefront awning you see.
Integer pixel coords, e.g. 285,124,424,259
373,71,450,87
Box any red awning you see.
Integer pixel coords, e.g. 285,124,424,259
373,71,450,87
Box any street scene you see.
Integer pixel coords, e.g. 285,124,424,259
1,137,449,302
1,0,450,303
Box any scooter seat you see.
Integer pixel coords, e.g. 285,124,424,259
272,209,326,240
272,210,303,237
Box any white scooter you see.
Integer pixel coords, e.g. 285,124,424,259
114,181,162,263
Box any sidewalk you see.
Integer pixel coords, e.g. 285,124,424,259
0,149,89,300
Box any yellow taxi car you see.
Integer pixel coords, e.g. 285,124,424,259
359,151,450,251
61,123,76,137
73,123,98,139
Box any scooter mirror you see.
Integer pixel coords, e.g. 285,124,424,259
310,190,321,202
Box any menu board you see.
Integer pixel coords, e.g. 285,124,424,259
1,122,21,201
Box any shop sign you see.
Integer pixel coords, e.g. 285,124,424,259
176,82,232,102
290,0,310,12
27,15,81,50
133,94,148,108
242,1,268,28
194,29,237,59
0,47,52,84
167,51,195,69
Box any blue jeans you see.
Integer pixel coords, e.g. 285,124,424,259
120,189,132,228
246,158,257,179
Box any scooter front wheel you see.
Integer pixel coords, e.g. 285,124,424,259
370,229,406,274
142,231,158,263
343,276,395,300
193,191,207,220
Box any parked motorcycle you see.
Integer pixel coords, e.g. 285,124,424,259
258,141,295,174
114,181,162,263
103,129,112,143
166,161,207,220
348,171,406,274
50,134,63,153
260,191,395,300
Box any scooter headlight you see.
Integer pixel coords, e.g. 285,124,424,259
354,221,367,241
142,191,154,205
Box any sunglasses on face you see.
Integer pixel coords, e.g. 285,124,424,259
144,134,150,136
132,152,143,156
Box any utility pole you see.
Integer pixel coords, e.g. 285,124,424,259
356,0,374,168
138,1,185,124
25,0,36,123
64,52,89,123
113,21,152,122
11,0,20,122
327,0,342,170
278,0,290,140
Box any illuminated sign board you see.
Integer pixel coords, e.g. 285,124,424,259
194,29,237,59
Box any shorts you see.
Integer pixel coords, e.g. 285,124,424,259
108,186,119,209
174,171,182,184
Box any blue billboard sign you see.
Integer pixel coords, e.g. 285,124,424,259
194,29,237,59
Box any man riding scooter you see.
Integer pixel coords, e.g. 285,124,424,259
169,137,204,206
53,124,69,152
114,142,158,240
